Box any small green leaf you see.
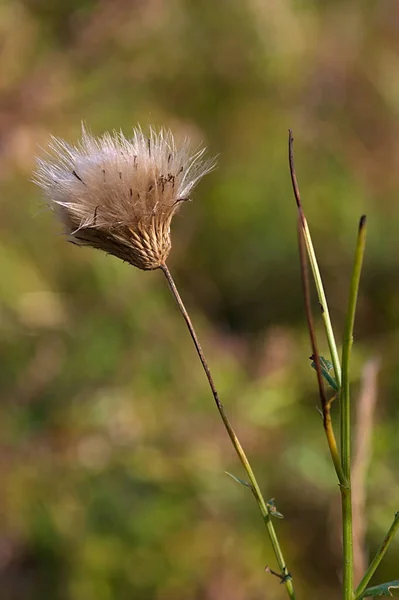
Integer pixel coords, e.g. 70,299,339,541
358,581,399,598
320,356,333,371
266,498,284,519
310,354,339,391
225,471,251,488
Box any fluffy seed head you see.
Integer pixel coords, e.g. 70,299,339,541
34,126,215,270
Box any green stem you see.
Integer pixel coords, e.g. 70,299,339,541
341,216,367,477
354,512,399,600
297,216,346,487
160,263,296,600
288,130,342,389
301,217,342,388
341,216,367,600
342,485,354,600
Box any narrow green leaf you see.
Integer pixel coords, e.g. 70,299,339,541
319,355,333,372
225,471,251,488
357,581,399,598
310,354,339,391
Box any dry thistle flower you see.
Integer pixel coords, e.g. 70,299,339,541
34,126,215,270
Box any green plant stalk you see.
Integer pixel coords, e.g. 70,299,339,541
288,130,342,389
354,512,399,600
160,263,296,600
342,486,354,600
297,217,346,487
341,216,367,476
341,216,367,600
301,217,342,389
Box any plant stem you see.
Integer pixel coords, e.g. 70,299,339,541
288,130,342,389
340,216,367,600
297,216,346,487
342,486,354,600
341,216,367,476
354,512,399,600
160,263,296,600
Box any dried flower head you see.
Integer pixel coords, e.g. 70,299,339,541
34,126,215,270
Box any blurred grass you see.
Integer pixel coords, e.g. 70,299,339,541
1,1,399,599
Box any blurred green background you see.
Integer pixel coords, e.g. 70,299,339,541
1,1,399,598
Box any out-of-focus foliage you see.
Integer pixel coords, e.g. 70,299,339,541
1,1,399,599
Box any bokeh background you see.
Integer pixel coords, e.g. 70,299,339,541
1,1,399,599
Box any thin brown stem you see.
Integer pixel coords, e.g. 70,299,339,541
160,262,296,600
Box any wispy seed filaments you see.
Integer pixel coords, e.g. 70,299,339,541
34,125,216,270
